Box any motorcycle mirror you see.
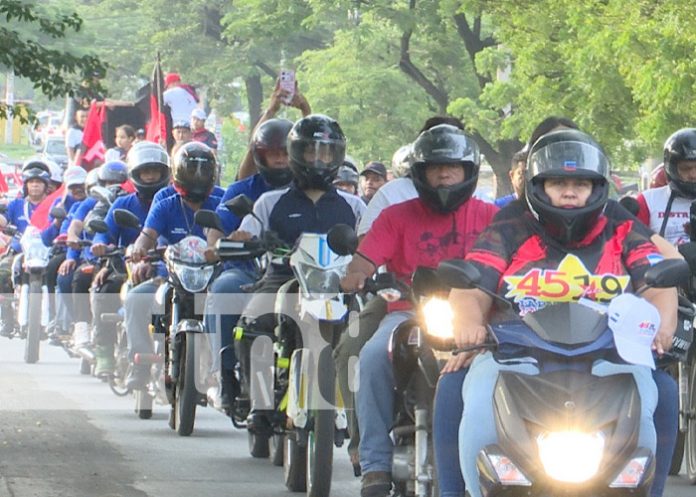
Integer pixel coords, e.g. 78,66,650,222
49,206,67,221
86,218,109,235
90,185,113,206
113,208,141,230
411,267,449,297
327,224,358,256
225,194,254,219
194,209,224,233
618,196,640,217
436,259,481,289
644,258,690,289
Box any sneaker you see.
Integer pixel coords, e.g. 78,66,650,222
73,322,91,347
0,321,14,338
360,471,392,497
217,379,236,410
94,346,115,378
125,364,150,390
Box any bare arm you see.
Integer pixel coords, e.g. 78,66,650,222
131,227,157,261
340,253,377,292
651,234,682,259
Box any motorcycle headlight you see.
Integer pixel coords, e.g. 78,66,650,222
173,264,215,293
537,431,605,483
295,263,343,299
422,297,454,340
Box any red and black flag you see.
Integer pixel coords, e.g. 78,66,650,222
145,53,172,151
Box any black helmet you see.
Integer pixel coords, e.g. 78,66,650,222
22,158,51,177
98,160,128,185
410,124,480,213
251,118,293,188
171,142,217,202
288,114,346,190
127,141,170,200
333,165,359,188
664,128,696,199
525,129,610,245
391,144,413,178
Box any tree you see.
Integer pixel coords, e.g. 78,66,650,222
0,0,105,120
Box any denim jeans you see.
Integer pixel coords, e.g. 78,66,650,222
203,268,257,372
458,352,658,497
356,311,412,474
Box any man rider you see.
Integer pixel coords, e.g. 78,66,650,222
340,125,498,497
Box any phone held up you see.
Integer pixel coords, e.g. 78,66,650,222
279,69,295,105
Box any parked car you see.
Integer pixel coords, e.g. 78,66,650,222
41,136,69,168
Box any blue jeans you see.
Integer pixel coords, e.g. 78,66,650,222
356,311,411,474
434,365,676,497
458,352,658,497
203,268,257,372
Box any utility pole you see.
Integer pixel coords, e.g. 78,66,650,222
5,71,15,145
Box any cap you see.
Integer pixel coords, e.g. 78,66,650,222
607,293,659,369
360,161,387,178
191,108,207,121
165,72,181,87
173,120,191,130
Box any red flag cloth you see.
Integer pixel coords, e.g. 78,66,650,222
30,185,65,230
121,179,136,194
80,102,107,169
146,58,168,147
0,171,8,194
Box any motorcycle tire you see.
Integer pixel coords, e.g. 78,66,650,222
306,347,335,497
686,358,696,484
270,433,284,467
175,332,198,436
109,329,131,397
24,279,42,364
79,357,92,375
248,430,270,458
135,390,153,420
284,430,307,492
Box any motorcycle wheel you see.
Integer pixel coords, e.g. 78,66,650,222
270,432,284,466
248,430,270,458
23,279,42,364
686,358,696,483
79,357,92,375
306,347,335,497
175,332,198,437
284,430,307,491
109,329,131,397
135,389,153,420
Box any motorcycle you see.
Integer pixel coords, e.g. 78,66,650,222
437,257,689,497
195,199,355,497
114,208,219,434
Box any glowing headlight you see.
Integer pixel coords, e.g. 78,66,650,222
537,431,604,483
422,297,454,340
174,265,215,293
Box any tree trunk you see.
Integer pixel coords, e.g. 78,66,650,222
245,74,263,135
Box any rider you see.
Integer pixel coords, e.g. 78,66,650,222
204,117,294,409
233,114,365,425
90,142,171,377
452,129,677,497
125,142,220,389
0,161,51,336
339,124,498,497
333,164,360,195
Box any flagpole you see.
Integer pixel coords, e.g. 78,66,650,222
155,51,163,147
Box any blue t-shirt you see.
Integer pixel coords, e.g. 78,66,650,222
152,184,225,205
144,193,221,245
41,195,80,246
4,197,41,252
494,193,517,208
73,197,98,222
93,193,150,248
216,174,272,235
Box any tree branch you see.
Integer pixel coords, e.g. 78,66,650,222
254,60,277,80
452,13,496,89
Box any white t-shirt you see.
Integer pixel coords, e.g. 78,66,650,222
65,126,83,151
163,86,198,124
357,178,418,236
637,185,691,245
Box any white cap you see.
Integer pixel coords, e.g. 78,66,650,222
607,293,659,369
63,166,87,187
191,108,207,121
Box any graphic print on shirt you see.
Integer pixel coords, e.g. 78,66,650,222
416,230,461,265
503,254,630,315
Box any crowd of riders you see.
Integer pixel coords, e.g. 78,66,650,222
2,73,696,497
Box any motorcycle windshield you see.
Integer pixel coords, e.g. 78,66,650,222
21,226,50,267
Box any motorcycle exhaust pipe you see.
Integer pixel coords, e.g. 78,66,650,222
133,353,162,365
76,346,95,363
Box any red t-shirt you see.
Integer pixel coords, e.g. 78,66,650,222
358,197,498,310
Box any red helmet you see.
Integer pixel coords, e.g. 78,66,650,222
650,164,667,189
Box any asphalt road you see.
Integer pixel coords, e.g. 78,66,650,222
0,337,694,497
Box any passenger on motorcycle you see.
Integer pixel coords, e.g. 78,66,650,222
57,161,129,348
204,118,294,409
340,124,498,497
125,142,220,389
234,114,365,424
452,129,677,497
90,142,171,377
0,161,51,336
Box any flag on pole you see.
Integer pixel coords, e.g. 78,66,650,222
145,53,171,150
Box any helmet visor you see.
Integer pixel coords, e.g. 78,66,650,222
296,139,345,169
527,141,610,181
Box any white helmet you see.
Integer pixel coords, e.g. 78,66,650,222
46,160,63,184
391,144,413,178
63,166,87,188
